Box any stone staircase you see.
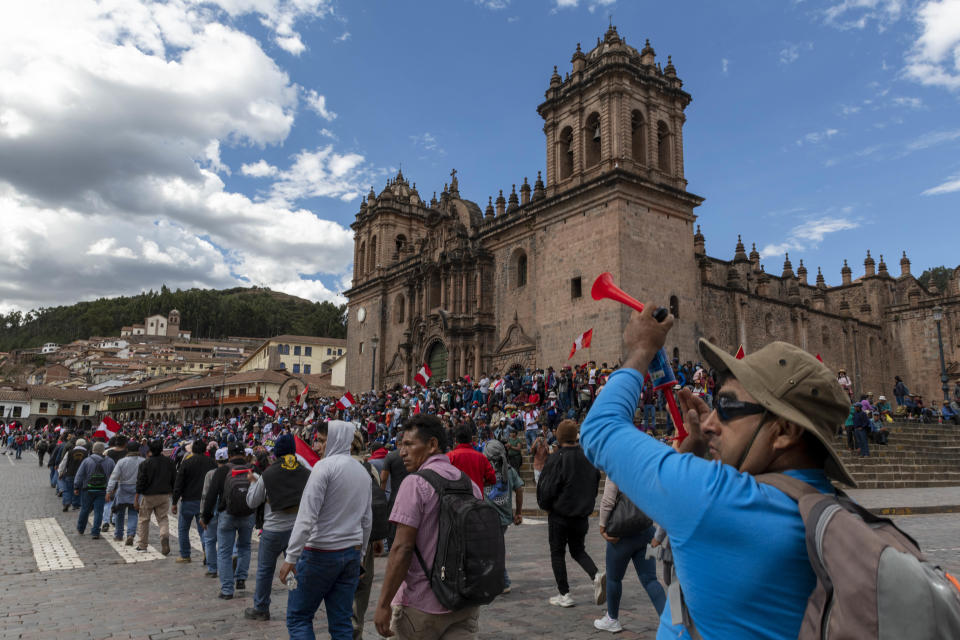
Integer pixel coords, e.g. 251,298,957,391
517,422,960,516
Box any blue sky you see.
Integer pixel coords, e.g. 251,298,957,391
2,0,958,313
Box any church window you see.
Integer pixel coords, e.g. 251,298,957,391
357,242,366,277
670,295,680,319
631,110,646,164
395,294,406,324
369,235,378,273
585,112,601,168
395,234,407,258
429,271,442,308
657,121,672,173
359,342,364,355
559,126,574,180
571,277,582,299
516,252,528,288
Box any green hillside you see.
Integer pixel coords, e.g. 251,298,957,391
0,286,346,350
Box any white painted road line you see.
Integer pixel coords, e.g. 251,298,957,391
104,534,165,563
166,520,205,551
7,454,14,466
25,518,84,572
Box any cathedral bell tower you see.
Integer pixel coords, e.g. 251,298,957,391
538,25,692,197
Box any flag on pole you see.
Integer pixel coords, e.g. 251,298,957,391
414,363,432,386
492,378,503,391
297,385,309,407
94,416,121,440
568,328,593,360
262,397,277,417
815,353,823,363
294,435,321,468
413,398,421,414
735,344,746,360
336,391,355,410
464,374,472,384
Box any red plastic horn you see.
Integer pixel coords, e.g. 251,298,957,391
591,272,645,313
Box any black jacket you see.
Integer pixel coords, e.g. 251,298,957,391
536,445,600,518
135,454,176,496
201,456,249,523
173,453,217,504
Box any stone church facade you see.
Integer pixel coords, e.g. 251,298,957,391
344,26,959,402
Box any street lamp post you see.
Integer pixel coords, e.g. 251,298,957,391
932,305,950,404
370,336,379,391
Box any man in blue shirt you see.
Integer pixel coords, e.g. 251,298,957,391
581,304,853,640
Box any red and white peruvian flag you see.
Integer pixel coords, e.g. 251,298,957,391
93,416,121,440
492,378,503,390
413,398,421,415
262,397,277,417
294,434,321,468
297,384,309,408
414,363,432,386
336,391,355,410
568,328,593,360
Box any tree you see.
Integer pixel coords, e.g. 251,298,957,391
918,266,951,294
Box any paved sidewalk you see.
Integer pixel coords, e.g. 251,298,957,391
848,486,960,514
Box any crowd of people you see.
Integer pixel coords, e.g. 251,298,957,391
4,340,959,639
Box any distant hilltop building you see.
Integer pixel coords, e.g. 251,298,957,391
121,309,191,339
345,25,958,401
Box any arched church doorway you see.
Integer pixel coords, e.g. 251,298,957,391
427,342,448,383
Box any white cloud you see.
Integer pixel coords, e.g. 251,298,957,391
906,128,960,150
410,132,446,156
276,34,306,55
318,128,338,140
840,104,862,115
241,159,279,178
760,213,860,258
303,89,338,121
891,96,924,108
922,173,960,195
796,128,839,146
904,0,960,90
475,0,510,8
824,0,905,30
553,0,615,11
335,31,351,42
0,0,363,312
721,58,730,74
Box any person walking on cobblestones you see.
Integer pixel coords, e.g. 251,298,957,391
48,437,65,490
74,441,115,539
172,439,215,564
135,439,175,554
58,437,87,511
243,433,310,622
200,446,229,578
279,421,372,640
536,419,604,609
202,441,254,599
106,440,143,545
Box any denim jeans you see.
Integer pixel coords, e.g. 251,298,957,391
62,477,79,508
112,503,138,539
525,429,538,451
49,467,58,488
77,490,106,535
501,524,511,588
854,428,870,457
286,547,361,640
216,512,253,595
177,500,203,559
643,405,657,431
605,525,666,619
253,528,292,612
203,512,219,573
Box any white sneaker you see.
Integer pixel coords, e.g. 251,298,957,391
594,571,607,605
594,614,623,633
549,593,575,607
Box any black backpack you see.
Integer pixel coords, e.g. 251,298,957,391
86,459,108,491
413,469,505,610
223,465,254,517
363,461,390,540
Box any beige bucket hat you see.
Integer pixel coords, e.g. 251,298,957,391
698,339,856,487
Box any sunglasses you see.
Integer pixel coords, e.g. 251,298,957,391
716,396,767,423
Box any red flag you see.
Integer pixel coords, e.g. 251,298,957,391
262,397,277,417
414,363,432,386
413,398,421,414
464,374,472,384
815,353,823,362
94,416,121,440
294,435,321,468
735,344,745,360
297,384,309,407
336,391,355,410
568,328,593,360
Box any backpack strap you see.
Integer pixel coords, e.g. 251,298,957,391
754,472,823,500
411,468,472,580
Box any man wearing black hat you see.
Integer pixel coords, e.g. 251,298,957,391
201,441,254,600
243,434,310,621
581,304,854,640
172,439,216,563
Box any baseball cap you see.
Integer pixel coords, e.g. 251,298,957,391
698,339,856,487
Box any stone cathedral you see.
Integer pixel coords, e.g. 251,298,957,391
344,26,959,402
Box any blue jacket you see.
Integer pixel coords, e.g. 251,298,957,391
581,368,833,640
74,454,116,492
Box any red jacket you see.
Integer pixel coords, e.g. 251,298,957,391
447,443,496,493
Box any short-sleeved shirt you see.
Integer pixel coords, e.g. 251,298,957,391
485,465,524,526
389,454,483,615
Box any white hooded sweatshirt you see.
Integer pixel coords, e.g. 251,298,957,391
284,421,372,565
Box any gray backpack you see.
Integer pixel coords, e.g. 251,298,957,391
757,474,960,640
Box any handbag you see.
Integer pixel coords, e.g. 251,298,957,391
606,491,653,538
